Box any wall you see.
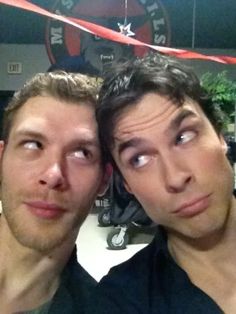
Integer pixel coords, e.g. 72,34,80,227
0,44,236,91
0,44,50,91
183,49,236,80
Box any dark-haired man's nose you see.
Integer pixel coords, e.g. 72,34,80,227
163,157,192,193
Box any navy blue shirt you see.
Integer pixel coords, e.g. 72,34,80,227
88,227,223,314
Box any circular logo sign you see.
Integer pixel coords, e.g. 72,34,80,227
45,0,170,73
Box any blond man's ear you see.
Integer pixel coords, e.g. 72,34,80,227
0,141,4,156
97,163,113,197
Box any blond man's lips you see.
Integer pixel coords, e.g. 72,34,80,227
24,200,68,219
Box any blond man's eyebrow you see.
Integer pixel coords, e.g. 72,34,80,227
13,129,45,140
14,128,99,147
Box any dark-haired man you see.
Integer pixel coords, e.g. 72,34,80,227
0,71,107,313
89,54,236,313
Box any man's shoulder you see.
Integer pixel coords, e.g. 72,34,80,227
61,247,96,294
101,235,157,287
49,248,96,314
66,258,96,290
87,236,161,314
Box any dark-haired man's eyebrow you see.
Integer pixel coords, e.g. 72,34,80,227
117,137,144,156
168,109,197,133
116,109,198,156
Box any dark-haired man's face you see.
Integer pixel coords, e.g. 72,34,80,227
111,92,234,241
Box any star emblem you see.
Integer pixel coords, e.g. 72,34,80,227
117,23,135,37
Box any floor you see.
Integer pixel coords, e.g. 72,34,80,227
76,212,155,281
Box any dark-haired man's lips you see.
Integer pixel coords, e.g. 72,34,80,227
173,194,211,218
24,201,67,219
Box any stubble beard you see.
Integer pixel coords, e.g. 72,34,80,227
0,185,88,254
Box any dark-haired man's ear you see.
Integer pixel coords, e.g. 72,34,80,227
219,135,228,154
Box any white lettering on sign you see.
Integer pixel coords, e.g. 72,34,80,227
50,27,63,44
7,62,22,74
153,18,165,31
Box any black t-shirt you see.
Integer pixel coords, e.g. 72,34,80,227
88,227,223,314
48,248,96,314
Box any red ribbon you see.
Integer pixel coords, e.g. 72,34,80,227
1,0,236,64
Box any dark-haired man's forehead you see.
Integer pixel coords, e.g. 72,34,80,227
112,98,202,157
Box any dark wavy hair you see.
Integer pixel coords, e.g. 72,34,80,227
97,53,225,161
